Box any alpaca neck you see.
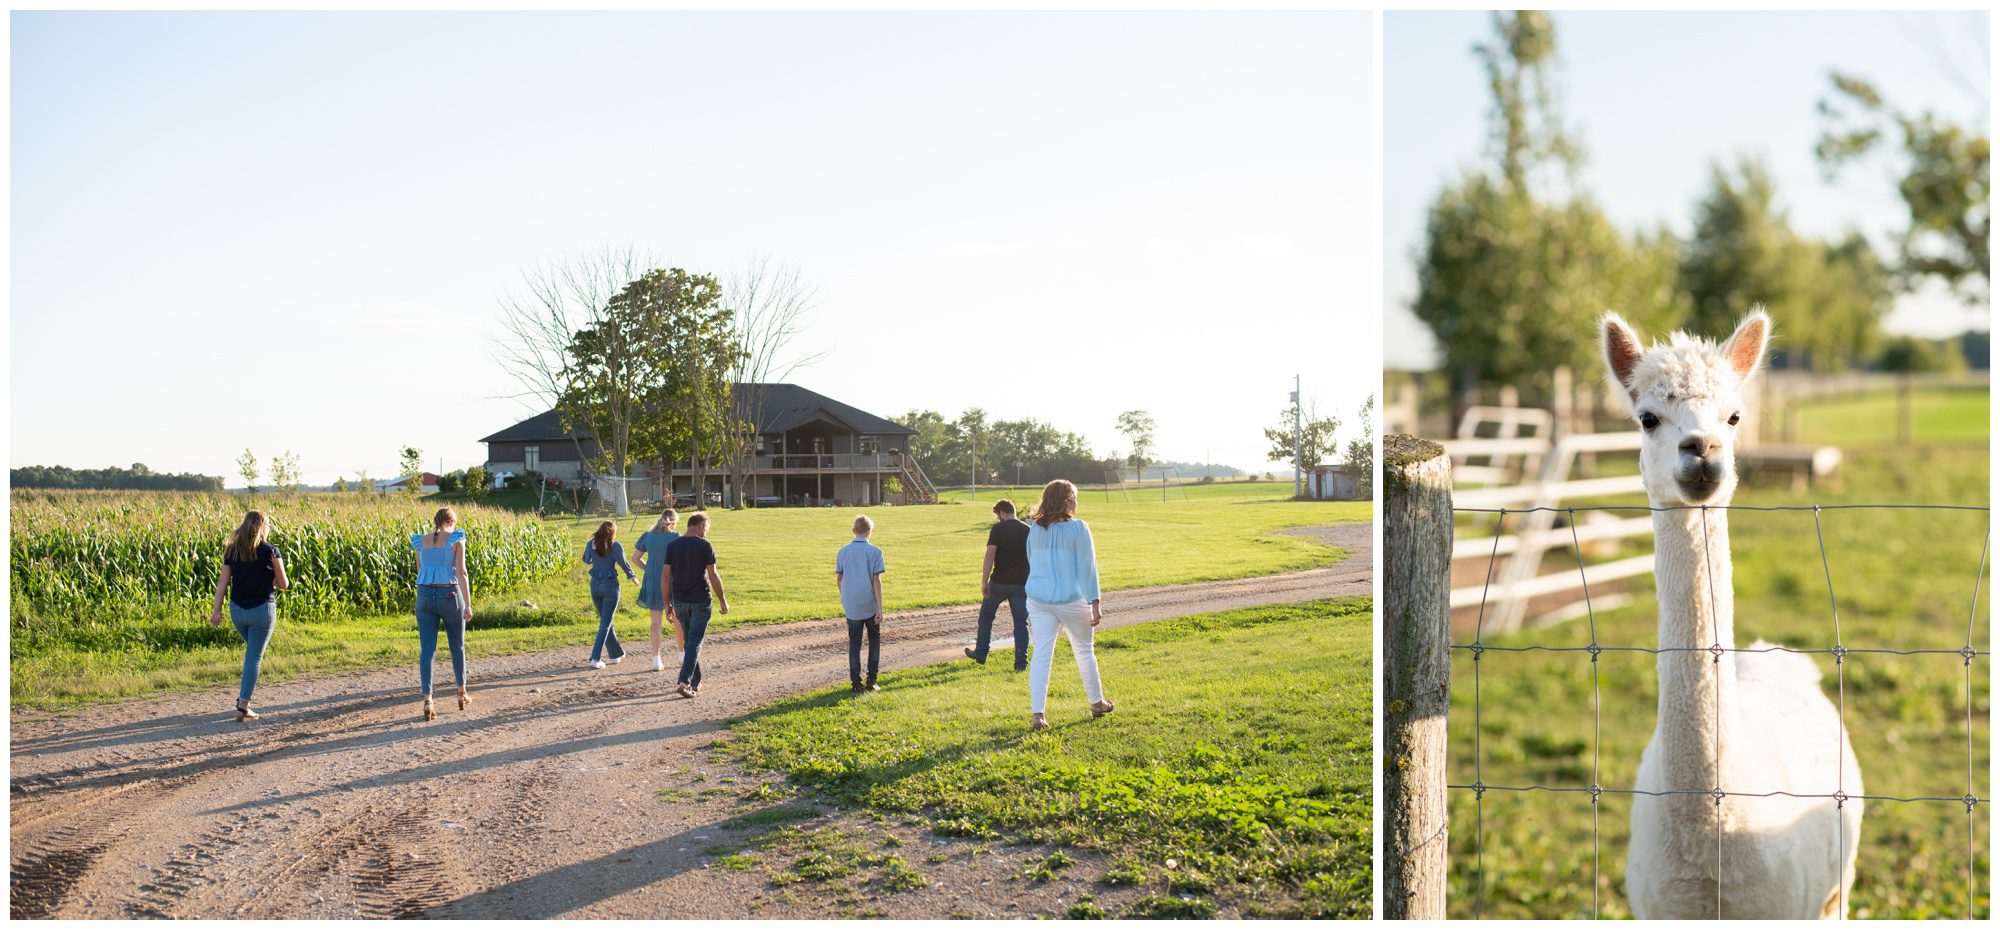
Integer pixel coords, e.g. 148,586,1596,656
1651,504,1739,793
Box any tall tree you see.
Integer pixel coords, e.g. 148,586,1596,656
1115,410,1157,471
1413,12,1690,392
1264,403,1341,472
1344,394,1376,499
237,449,259,494
1818,72,1989,302
400,447,425,497
1679,159,1890,369
897,410,953,464
701,258,824,507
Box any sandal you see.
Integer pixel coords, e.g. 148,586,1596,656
235,701,258,722
1030,713,1051,731
676,683,694,698
457,686,471,711
1090,700,1116,719
422,697,437,721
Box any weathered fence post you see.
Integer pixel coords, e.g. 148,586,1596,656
1384,434,1452,920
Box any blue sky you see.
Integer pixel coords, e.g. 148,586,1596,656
11,11,1375,484
1385,10,1991,370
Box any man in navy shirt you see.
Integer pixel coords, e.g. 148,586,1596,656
664,513,729,697
966,499,1031,671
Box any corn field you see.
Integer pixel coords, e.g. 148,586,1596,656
10,490,572,623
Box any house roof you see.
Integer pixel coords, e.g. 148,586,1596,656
480,383,913,444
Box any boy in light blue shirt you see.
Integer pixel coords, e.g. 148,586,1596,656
835,514,887,692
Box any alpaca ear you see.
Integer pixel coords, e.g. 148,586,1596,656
1723,309,1772,383
1601,312,1643,401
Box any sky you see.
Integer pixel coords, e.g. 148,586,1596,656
1384,10,1991,371
10,11,1375,486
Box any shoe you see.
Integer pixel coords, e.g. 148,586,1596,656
1030,713,1050,731
1013,664,1027,673
963,647,985,664
677,683,694,698
457,687,471,711
1090,700,1116,719
235,701,258,722
851,682,865,693
864,681,880,692
610,656,624,665
423,698,437,721
590,659,606,670
652,655,664,672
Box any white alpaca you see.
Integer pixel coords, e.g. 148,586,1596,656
1602,311,1862,919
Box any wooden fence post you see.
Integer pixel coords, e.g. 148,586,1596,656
1384,434,1453,919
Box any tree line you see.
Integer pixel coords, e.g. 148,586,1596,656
1412,12,1989,396
11,463,224,492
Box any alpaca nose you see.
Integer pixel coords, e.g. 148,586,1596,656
1679,434,1722,458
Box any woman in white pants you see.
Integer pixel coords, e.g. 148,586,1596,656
1022,479,1113,730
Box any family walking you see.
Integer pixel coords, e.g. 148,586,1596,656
204,480,1109,730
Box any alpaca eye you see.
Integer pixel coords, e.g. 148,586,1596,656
1727,412,1741,427
1638,412,1659,431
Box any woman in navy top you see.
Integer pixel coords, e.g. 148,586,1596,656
411,507,473,721
632,510,682,673
1023,479,1113,730
206,510,289,721
582,521,638,669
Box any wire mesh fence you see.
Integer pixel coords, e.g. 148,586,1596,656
1448,503,1990,920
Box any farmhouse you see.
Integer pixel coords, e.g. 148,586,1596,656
480,383,938,506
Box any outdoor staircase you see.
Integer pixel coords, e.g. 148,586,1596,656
900,454,939,504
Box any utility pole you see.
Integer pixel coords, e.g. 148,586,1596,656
971,426,978,502
1292,375,1303,499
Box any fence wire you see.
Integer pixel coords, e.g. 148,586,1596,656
1450,504,1990,920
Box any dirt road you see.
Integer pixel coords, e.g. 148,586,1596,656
10,523,1371,919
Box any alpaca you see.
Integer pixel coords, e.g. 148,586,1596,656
1602,310,1862,919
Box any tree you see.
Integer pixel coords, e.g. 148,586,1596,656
1818,72,1989,302
558,268,726,504
1878,334,1966,373
1412,12,1690,392
9,464,222,492
333,476,349,493
267,451,301,494
400,447,424,498
1264,403,1341,472
237,449,259,494
704,257,827,507
464,465,491,503
898,410,953,464
354,468,373,494
1344,394,1376,499
1115,410,1157,471
1679,159,1890,370
437,470,462,494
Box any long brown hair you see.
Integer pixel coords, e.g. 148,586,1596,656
226,510,268,563
592,521,616,557
1031,479,1078,528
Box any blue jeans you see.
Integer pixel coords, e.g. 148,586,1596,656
847,616,881,685
416,586,467,696
671,600,710,687
229,600,276,703
973,583,1028,669
589,580,626,662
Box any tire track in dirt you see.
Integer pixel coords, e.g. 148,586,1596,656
10,524,1371,919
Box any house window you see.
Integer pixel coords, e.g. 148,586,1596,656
859,436,879,455
756,435,767,455
525,446,541,472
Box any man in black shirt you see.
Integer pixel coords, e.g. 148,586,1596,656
965,499,1031,670
665,512,728,696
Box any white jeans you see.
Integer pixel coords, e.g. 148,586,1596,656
1026,597,1104,714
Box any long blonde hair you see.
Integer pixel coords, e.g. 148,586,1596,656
1031,480,1078,528
226,510,269,563
650,509,679,533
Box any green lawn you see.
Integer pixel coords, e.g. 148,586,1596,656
721,597,1375,918
1792,385,1991,446
12,482,1366,707
1448,443,1990,918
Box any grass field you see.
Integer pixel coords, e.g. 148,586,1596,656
1791,385,1990,446
721,597,1375,918
1446,430,1990,917
12,481,1366,707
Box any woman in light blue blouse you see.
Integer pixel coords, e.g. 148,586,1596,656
411,507,473,721
1023,479,1113,730
632,510,683,674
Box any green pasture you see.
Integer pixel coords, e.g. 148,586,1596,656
1447,443,1990,918
1789,385,1991,447
722,597,1375,918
